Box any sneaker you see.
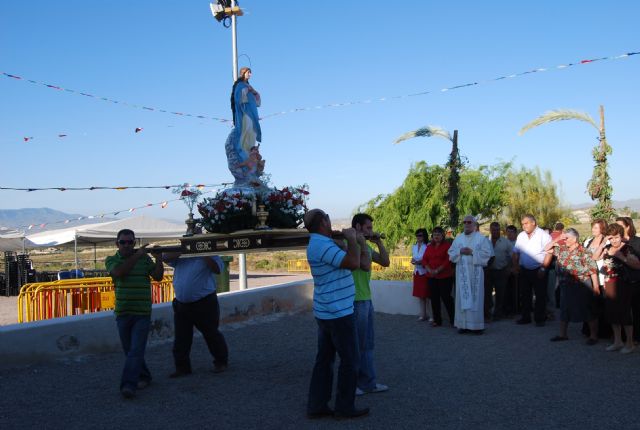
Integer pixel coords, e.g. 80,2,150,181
120,387,135,399
585,338,598,346
358,383,388,395
137,379,151,389
606,344,624,352
620,346,635,354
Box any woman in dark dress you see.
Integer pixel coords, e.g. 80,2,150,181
545,228,599,343
615,216,640,343
592,223,640,353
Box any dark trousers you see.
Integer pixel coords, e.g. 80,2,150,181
519,268,548,323
485,268,509,318
172,293,228,372
430,277,455,325
631,283,640,342
307,313,359,415
503,271,518,316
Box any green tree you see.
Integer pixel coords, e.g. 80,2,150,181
358,161,509,249
520,106,615,221
501,166,571,228
393,125,463,232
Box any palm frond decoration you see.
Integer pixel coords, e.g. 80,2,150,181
394,125,452,144
519,109,598,135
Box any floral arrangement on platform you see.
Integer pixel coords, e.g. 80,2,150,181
172,183,204,214
198,191,256,234
196,185,309,233
263,185,309,229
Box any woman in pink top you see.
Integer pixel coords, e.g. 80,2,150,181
422,227,455,326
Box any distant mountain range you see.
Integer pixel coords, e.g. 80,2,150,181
571,198,640,211
0,208,112,232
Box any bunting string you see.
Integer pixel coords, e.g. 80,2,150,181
259,51,639,120
0,71,231,123
0,182,231,192
12,190,218,232
3,51,638,142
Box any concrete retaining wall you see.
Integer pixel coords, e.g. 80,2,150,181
0,280,417,368
371,280,420,315
0,280,314,368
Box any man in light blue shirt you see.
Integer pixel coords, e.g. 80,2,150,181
305,208,369,420
163,252,228,377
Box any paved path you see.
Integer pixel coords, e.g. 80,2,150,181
1,312,639,429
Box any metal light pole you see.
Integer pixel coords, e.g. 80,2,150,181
212,0,247,290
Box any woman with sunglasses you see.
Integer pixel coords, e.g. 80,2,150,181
411,228,431,321
422,227,455,327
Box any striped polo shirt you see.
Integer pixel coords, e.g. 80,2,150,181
105,251,156,316
307,233,355,319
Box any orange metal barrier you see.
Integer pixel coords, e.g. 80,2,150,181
18,276,174,323
287,256,413,273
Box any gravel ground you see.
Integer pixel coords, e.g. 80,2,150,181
1,312,639,429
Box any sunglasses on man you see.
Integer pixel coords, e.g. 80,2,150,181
117,239,135,245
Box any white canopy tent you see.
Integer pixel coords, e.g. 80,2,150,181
0,229,41,252
25,215,187,271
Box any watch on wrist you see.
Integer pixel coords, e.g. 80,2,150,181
539,267,546,272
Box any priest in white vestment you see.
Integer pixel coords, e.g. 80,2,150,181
448,215,494,333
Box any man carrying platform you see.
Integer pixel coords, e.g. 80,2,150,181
304,208,369,420
105,229,164,399
163,248,229,378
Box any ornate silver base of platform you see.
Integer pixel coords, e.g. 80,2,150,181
172,229,310,257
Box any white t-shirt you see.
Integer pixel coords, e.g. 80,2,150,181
513,227,551,269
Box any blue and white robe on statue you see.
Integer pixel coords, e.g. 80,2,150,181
448,231,494,330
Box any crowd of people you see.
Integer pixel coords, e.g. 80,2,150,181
408,215,640,349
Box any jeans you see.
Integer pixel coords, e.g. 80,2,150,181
307,314,359,415
116,314,152,391
519,268,548,323
353,300,377,391
173,293,228,372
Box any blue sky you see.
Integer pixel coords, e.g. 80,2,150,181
1,1,638,227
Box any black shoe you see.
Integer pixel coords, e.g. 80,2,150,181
535,321,546,327
457,328,469,334
586,338,598,346
516,319,531,325
307,407,334,419
212,364,228,374
334,407,370,420
471,329,484,335
120,387,136,399
169,370,192,378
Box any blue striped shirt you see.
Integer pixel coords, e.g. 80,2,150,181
307,233,355,319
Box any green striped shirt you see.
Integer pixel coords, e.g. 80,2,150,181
105,251,156,316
